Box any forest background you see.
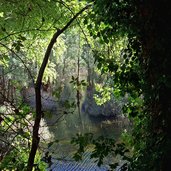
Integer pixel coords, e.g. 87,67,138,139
0,0,171,171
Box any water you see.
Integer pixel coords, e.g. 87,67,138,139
40,106,130,170
22,87,130,170
43,108,129,142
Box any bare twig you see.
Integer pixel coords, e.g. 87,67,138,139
0,42,34,84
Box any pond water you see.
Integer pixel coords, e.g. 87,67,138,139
40,106,130,170
21,86,130,170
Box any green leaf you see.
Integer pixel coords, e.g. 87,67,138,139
48,142,54,148
109,162,119,169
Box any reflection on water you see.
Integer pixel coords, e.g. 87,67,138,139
42,108,130,159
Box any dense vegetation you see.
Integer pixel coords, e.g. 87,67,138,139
0,0,171,171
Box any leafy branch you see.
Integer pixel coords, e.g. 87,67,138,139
27,4,91,171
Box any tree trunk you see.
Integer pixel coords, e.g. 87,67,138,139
76,31,83,131
26,5,91,171
139,1,171,170
27,86,41,171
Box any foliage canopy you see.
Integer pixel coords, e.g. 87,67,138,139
1,0,171,171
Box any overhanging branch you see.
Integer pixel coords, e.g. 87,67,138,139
36,4,92,87
27,4,91,171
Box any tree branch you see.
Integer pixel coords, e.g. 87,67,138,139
36,4,91,86
0,42,34,84
27,4,91,171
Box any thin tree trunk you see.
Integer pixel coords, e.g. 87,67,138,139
2,67,5,98
7,79,10,100
27,5,91,171
62,56,66,77
76,31,83,131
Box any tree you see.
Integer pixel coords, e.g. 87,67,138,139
0,1,92,170
2,0,170,170
83,0,171,170
25,4,91,171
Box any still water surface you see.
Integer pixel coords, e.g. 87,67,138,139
41,108,130,160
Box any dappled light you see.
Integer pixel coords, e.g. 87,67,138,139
0,0,171,171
